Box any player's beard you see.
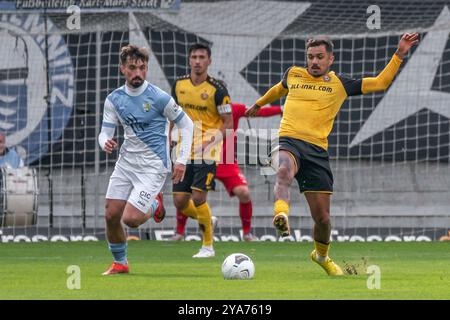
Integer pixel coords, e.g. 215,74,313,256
129,77,144,88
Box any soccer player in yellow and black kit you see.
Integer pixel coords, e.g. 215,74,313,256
172,43,233,258
246,33,419,275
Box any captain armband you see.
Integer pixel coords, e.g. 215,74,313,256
217,104,232,114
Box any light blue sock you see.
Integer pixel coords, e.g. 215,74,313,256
148,198,159,217
108,242,128,265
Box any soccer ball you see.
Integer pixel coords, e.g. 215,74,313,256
221,253,255,280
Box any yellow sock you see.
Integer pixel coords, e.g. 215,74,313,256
314,240,330,258
196,201,213,247
274,199,290,216
182,200,198,220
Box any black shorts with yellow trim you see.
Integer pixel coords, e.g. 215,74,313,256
172,161,217,193
278,137,333,193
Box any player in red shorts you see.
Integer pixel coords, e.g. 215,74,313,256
172,102,282,241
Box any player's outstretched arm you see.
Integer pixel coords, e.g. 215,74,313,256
246,82,288,117
362,33,419,94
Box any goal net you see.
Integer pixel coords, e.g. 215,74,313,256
1,0,449,243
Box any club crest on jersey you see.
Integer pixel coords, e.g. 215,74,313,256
323,75,331,82
143,102,151,112
201,92,209,100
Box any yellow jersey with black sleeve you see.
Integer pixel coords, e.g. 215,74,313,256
256,54,403,150
172,75,231,161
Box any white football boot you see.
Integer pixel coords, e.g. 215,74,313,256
193,246,215,258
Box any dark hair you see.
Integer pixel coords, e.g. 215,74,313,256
188,43,211,57
120,44,149,65
306,37,334,53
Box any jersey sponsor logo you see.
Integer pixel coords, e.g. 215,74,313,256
290,84,333,93
123,114,145,132
181,103,208,112
139,191,152,200
0,14,74,164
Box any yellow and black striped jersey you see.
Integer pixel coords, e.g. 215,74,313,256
172,75,231,161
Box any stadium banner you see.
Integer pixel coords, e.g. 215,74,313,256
1,227,449,242
0,0,181,12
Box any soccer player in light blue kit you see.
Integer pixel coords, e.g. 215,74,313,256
99,45,193,275
0,133,24,169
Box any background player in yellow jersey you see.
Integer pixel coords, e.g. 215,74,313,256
172,43,233,258
246,33,419,275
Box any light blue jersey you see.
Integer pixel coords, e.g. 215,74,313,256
102,81,185,173
0,148,24,169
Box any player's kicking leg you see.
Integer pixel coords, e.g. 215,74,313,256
272,150,297,237
305,192,343,276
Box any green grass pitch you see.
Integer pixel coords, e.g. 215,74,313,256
0,241,449,300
